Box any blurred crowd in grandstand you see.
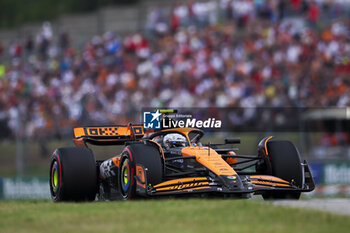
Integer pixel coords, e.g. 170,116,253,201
0,0,349,143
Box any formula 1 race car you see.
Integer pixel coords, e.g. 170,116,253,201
49,124,315,202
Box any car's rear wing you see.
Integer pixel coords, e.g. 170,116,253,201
73,123,144,147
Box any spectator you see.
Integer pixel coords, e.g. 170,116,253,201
9,40,22,58
25,35,34,56
0,0,350,140
307,1,320,26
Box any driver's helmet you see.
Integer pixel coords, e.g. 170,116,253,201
163,133,187,149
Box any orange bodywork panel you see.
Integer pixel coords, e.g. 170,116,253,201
74,126,144,138
112,157,120,168
250,175,292,187
154,177,208,188
264,136,273,155
225,157,237,165
156,186,211,193
181,147,237,176
73,124,144,146
154,177,210,192
136,165,146,189
252,182,291,188
250,175,290,183
73,137,87,148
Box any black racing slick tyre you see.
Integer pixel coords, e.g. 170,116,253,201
119,143,163,200
49,147,97,202
263,141,302,200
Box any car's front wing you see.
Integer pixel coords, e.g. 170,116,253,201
136,174,314,197
134,160,315,197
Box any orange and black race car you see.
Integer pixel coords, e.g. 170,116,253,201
49,124,315,201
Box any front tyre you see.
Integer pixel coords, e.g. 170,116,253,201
118,143,163,200
119,152,136,200
262,140,302,200
49,147,97,202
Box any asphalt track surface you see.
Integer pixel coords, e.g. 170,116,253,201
272,198,350,216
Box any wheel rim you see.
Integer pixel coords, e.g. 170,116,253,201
53,169,58,187
121,159,130,195
123,167,128,185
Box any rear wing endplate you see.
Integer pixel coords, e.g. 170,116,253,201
73,124,144,147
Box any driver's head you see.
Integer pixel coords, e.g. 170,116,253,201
163,133,187,149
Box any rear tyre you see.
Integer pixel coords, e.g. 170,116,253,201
119,143,163,200
49,147,97,202
262,141,302,200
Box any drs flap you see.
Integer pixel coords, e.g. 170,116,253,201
73,125,144,146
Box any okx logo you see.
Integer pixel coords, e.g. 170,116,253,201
143,110,162,129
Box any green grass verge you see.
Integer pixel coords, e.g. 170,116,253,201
0,199,349,233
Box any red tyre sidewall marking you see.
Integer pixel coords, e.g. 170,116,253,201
56,153,62,188
123,148,133,162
